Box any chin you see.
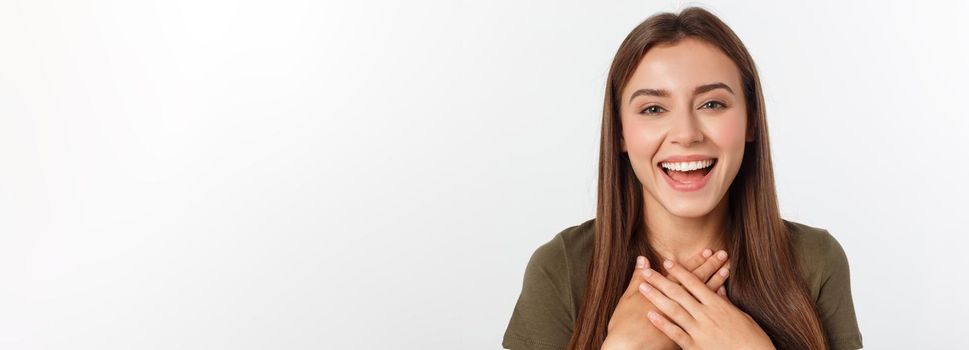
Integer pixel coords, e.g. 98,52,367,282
661,199,718,218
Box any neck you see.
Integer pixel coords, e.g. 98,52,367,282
643,193,730,265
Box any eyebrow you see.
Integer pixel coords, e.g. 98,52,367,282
628,82,734,104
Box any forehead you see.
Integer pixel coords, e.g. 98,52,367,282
625,37,742,95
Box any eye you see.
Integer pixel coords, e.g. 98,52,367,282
640,105,666,115
700,101,727,110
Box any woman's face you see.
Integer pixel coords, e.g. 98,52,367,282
620,37,753,218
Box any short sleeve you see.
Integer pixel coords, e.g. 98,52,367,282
815,230,864,350
502,235,574,350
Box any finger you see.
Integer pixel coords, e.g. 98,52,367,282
638,267,701,331
668,249,708,284
639,282,697,333
622,256,650,296
692,250,728,285
650,260,708,314
704,263,730,291
717,285,732,302
646,310,695,349
664,258,720,306
684,248,710,271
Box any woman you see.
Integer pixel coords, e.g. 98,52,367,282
502,7,863,350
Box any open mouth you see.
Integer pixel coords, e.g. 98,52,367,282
657,158,718,184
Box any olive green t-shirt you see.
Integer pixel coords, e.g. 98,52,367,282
502,217,863,350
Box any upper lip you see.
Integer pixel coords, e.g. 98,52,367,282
657,154,718,165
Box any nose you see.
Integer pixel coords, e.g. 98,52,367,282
669,111,704,146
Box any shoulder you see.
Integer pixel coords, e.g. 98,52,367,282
557,217,596,262
527,217,595,272
783,219,853,300
502,218,596,350
783,219,864,350
785,219,847,261
524,217,596,303
785,219,850,266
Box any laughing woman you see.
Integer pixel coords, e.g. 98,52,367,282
502,7,862,350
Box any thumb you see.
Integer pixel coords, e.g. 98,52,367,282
623,255,650,296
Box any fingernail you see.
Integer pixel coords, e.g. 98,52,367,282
663,259,673,269
702,249,712,258
642,268,653,277
636,256,645,268
717,251,728,261
720,267,729,277
647,311,658,320
639,283,651,293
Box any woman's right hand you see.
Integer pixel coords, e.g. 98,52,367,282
602,249,730,350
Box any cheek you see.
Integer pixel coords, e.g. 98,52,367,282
622,121,665,159
707,112,748,158
621,121,666,183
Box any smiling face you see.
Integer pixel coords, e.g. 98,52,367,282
620,37,753,218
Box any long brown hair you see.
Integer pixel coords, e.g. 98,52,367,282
567,7,828,350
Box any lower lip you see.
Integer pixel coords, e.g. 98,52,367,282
659,161,716,192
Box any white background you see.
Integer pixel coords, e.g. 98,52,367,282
1,0,967,349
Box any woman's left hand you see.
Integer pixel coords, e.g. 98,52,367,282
637,258,776,350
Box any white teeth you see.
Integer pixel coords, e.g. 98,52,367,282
660,159,715,172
